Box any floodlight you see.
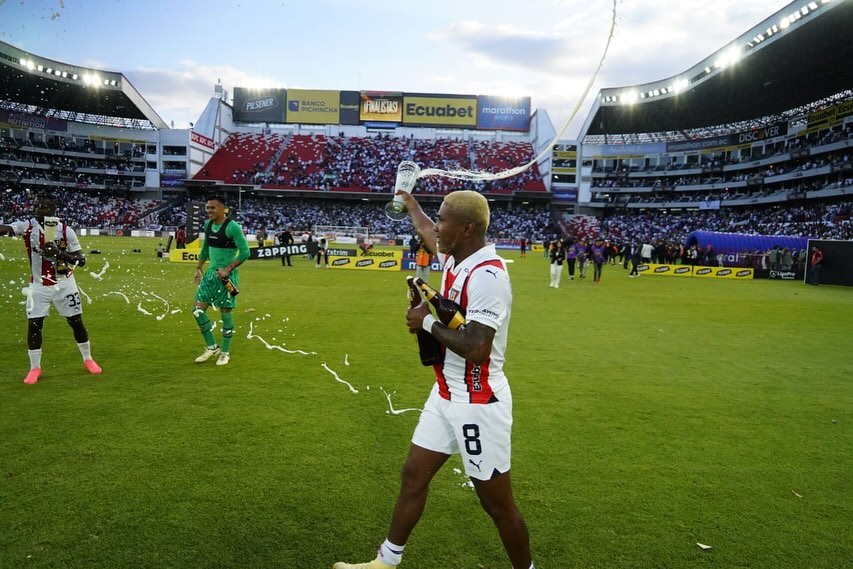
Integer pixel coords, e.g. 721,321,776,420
37,65,44,72
54,70,62,76
45,67,52,74
61,71,67,78
71,74,78,80
622,91,638,105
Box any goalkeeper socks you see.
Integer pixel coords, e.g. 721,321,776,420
377,539,405,566
221,312,235,353
28,348,42,370
193,310,216,347
77,341,92,361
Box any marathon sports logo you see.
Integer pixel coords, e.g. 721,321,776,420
716,269,733,277
674,267,691,274
654,266,670,273
332,258,350,267
355,259,374,267
736,270,752,278
696,268,713,276
379,260,397,269
243,97,278,112
362,250,397,257
481,106,527,116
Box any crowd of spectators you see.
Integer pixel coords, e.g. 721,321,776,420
195,133,546,194
0,187,162,228
600,201,853,244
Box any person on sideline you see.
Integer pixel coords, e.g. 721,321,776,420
807,245,824,285
549,239,565,288
334,189,535,569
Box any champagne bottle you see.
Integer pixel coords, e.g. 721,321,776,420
221,276,239,297
407,276,443,366
414,277,466,330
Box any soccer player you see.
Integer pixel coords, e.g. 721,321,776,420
192,195,250,366
334,190,535,569
0,193,102,385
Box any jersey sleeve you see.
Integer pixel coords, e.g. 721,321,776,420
465,266,511,331
227,222,251,263
64,225,82,253
199,221,210,262
10,221,27,236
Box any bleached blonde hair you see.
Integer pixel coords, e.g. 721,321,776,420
443,190,490,234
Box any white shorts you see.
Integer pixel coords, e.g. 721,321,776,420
412,383,513,481
25,277,83,319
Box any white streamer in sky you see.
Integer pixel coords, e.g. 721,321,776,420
417,0,618,184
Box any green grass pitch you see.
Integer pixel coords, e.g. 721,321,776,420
1,236,851,568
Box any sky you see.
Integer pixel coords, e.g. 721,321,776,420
1,0,795,137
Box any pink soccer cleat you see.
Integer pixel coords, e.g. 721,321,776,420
23,368,41,385
83,359,103,375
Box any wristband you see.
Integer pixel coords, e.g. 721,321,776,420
422,314,437,334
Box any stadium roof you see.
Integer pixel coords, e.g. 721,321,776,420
0,40,168,130
582,0,853,137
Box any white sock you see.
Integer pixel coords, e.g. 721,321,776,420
377,538,405,566
28,349,42,370
77,341,92,361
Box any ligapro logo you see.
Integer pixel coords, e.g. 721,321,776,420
244,97,278,112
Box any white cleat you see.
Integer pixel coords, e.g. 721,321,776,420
216,352,231,366
195,346,220,363
333,560,394,569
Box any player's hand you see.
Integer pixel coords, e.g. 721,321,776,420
42,242,59,259
193,268,202,284
406,302,431,334
396,190,419,209
216,268,230,281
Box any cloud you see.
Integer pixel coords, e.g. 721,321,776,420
124,62,283,128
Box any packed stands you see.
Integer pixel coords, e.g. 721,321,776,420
193,133,546,194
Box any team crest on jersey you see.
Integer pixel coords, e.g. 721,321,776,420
449,289,460,302
58,239,67,250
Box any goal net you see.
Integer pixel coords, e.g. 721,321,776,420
313,225,370,245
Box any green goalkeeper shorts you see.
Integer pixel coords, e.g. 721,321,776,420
195,268,239,309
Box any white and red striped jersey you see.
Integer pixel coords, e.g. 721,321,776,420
10,218,81,285
434,244,511,404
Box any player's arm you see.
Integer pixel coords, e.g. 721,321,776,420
398,192,436,256
220,223,251,275
56,226,86,267
417,314,496,366
194,228,209,283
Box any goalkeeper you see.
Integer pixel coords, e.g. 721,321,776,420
191,195,250,366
